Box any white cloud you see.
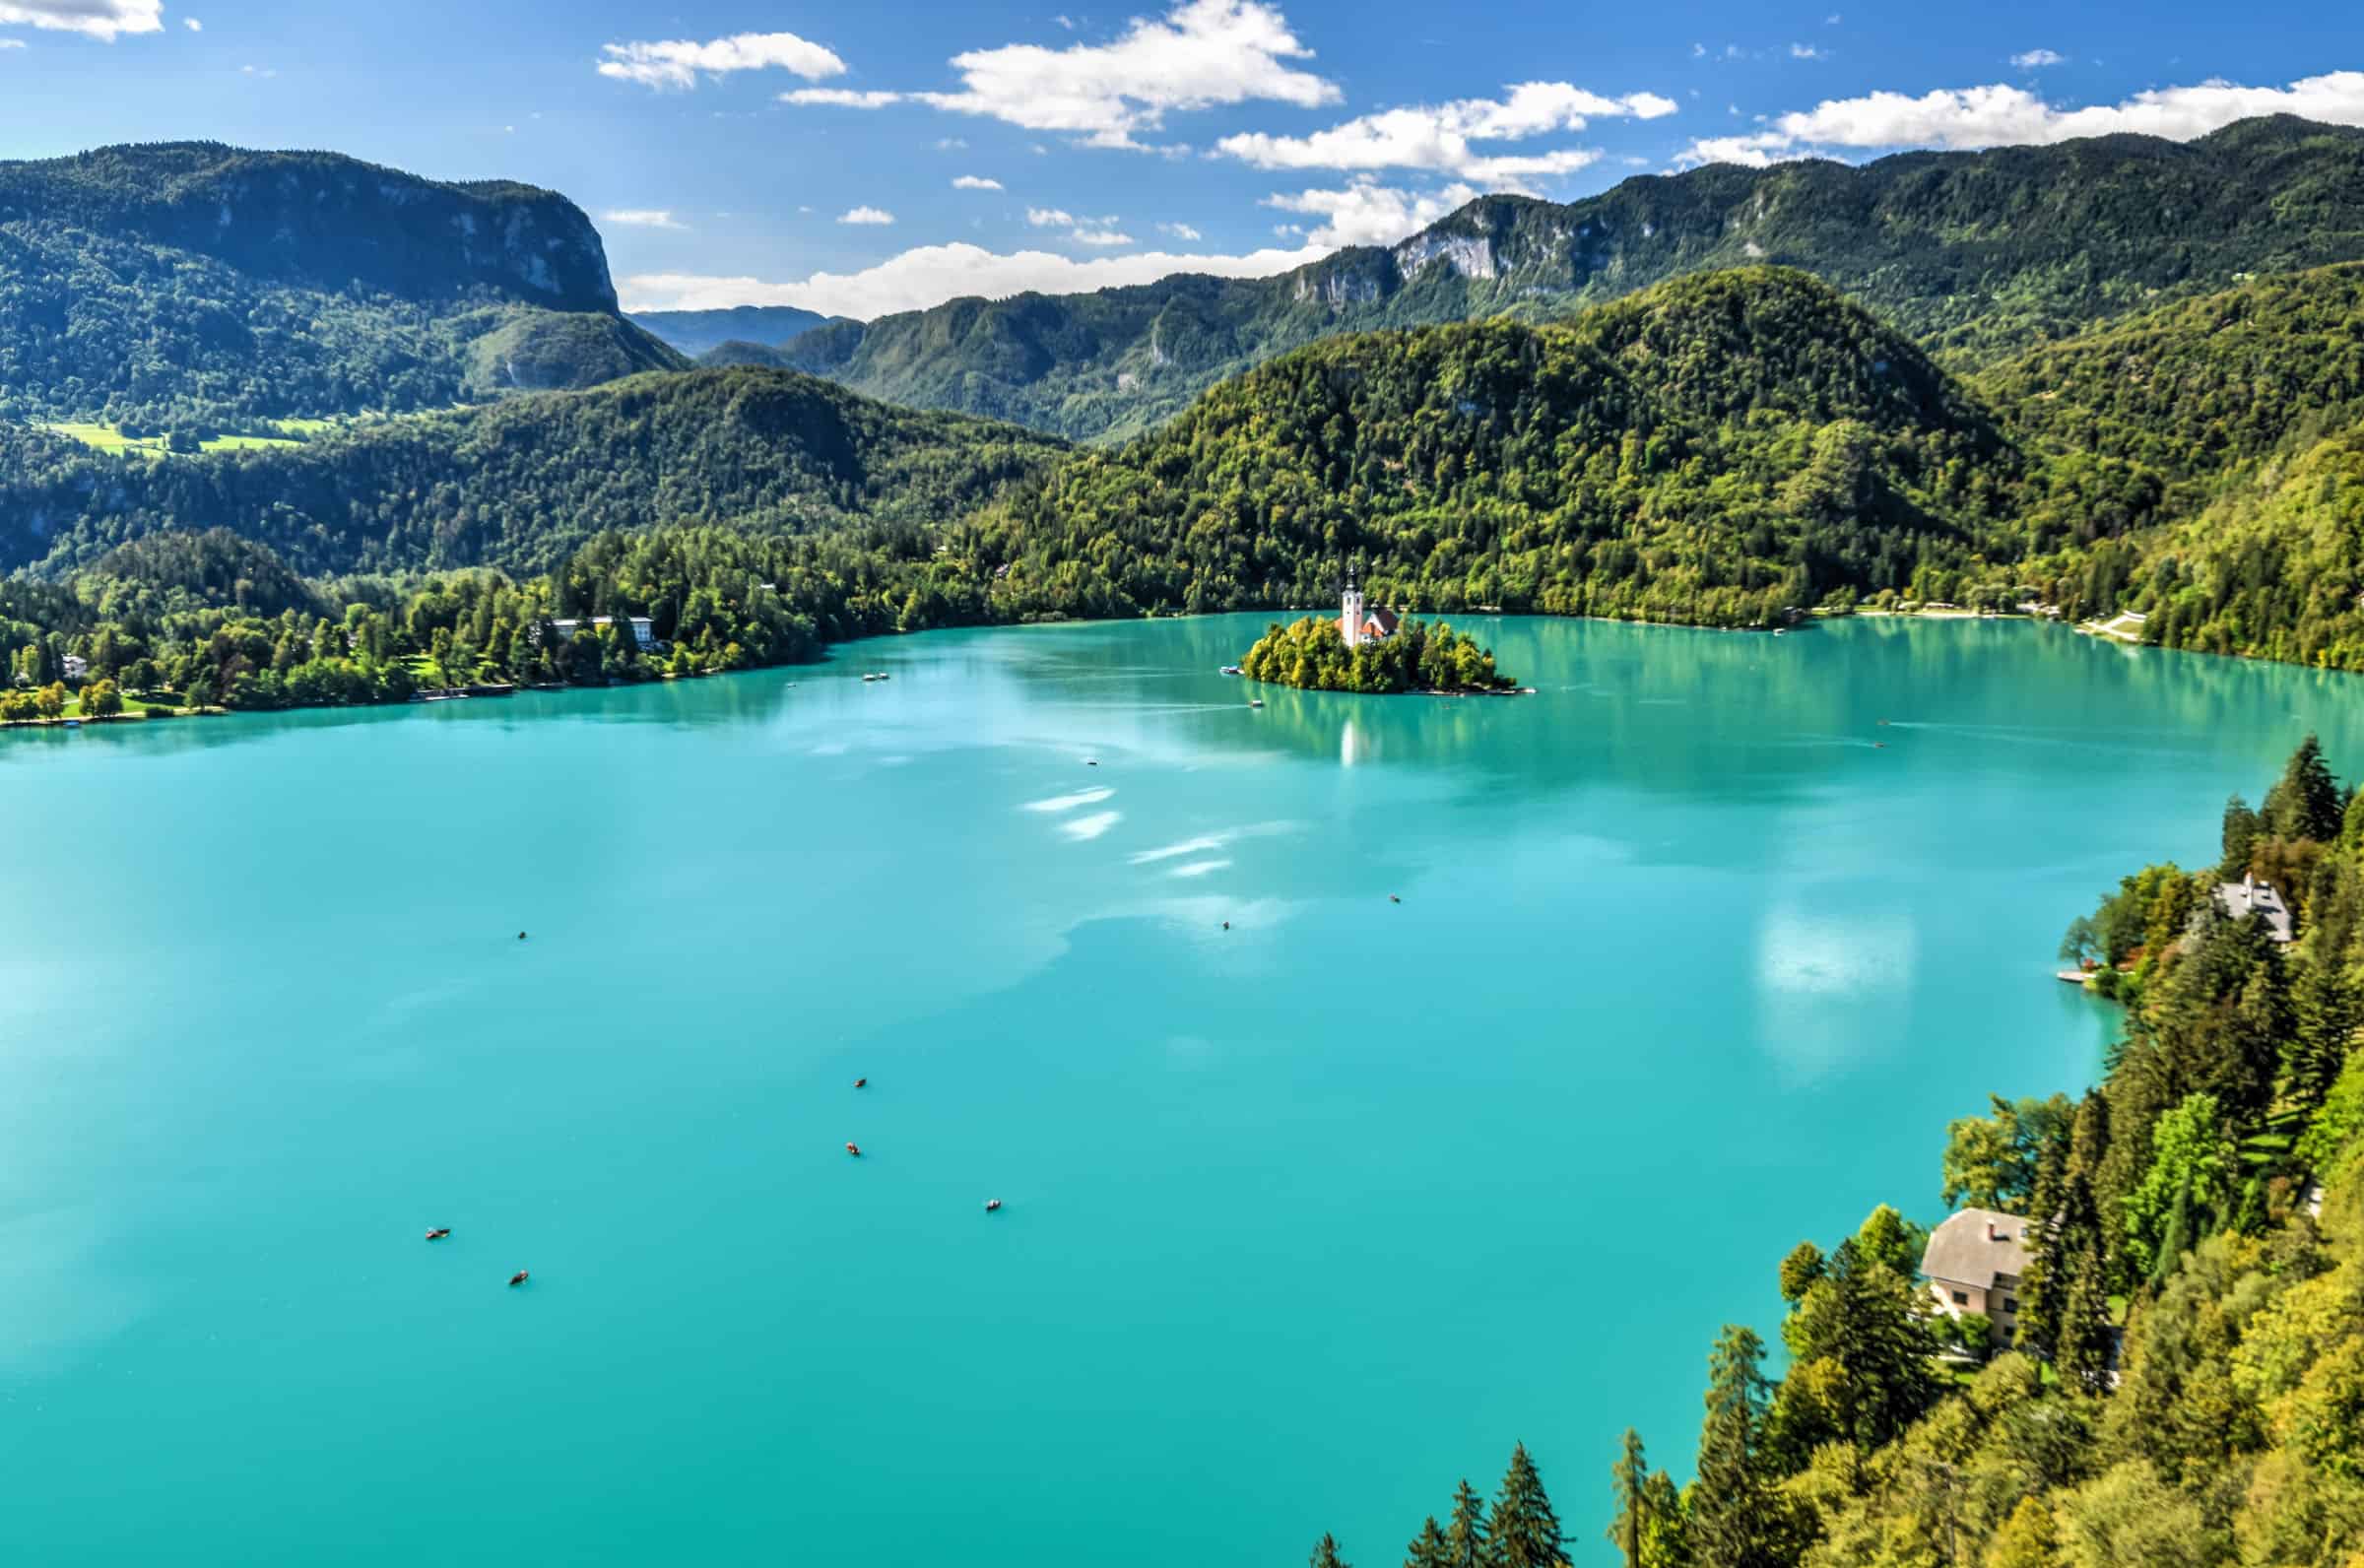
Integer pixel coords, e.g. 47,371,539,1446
837,206,895,225
935,136,968,150
1789,43,1824,60
0,35,22,46
1215,81,1675,182
602,209,685,229
622,238,1330,318
1054,12,1075,27
182,15,198,30
2010,48,2066,68
1028,207,1133,245
952,174,1004,189
1263,176,1478,246
1678,69,2364,166
237,61,272,77
0,0,159,38
783,0,1339,149
1158,221,1203,239
1691,42,1705,58
781,88,897,108
598,30,845,91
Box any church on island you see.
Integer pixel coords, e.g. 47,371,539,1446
1340,576,1400,649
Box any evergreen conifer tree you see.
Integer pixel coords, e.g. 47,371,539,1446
1443,1479,1488,1568
1609,1430,1650,1568
1488,1443,1563,1568
1405,1516,1451,1568
1691,1325,1789,1568
1312,1533,1350,1568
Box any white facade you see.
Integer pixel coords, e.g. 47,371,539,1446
1342,579,1366,650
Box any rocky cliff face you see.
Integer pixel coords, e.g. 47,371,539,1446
0,142,619,311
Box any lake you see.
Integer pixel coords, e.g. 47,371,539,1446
7,612,2362,1566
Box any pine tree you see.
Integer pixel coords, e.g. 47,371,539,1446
1609,1429,1650,1568
1639,1470,1687,1567
1443,1479,1488,1568
1312,1533,1351,1568
1406,1516,1451,1568
1489,1443,1563,1568
1691,1326,1790,1568
2219,792,2261,880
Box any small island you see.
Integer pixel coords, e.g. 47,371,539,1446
1239,580,1522,695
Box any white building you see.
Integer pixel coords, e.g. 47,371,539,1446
550,616,657,651
61,654,89,681
2218,873,2294,943
1338,575,1398,650
1922,1208,2032,1347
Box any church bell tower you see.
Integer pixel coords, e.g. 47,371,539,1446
1342,570,1365,650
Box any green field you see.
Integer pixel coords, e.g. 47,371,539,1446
42,421,311,457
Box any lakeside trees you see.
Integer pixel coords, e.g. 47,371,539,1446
1321,736,2364,1568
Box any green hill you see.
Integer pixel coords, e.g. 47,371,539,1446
0,141,685,428
979,268,2025,625
793,117,2364,442
0,365,1065,577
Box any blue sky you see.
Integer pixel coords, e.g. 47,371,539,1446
2,0,2360,318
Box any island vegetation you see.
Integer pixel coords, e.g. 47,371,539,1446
1291,736,2364,1568
1239,615,1516,694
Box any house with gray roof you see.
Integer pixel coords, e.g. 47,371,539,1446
1922,1208,2033,1347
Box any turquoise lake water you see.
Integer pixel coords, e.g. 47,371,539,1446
9,612,2364,1565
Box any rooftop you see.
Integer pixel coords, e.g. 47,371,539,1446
1922,1207,2032,1288
2218,873,2295,943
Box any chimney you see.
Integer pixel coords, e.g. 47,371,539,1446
1985,1221,1997,1241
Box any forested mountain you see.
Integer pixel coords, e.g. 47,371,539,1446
0,365,1063,577
789,116,2364,442
0,142,684,427
628,304,841,358
977,268,2025,626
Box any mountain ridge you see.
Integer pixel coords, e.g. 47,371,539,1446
785,115,2364,442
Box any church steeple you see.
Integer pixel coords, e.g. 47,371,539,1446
1342,567,1366,650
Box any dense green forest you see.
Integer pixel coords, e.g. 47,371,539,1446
787,116,2364,442
1293,738,2364,1568
979,269,2024,627
0,366,1064,577
18,254,2364,723
0,142,682,427
1239,615,1516,693
0,522,1007,718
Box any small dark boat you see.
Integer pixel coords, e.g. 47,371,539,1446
985,1199,1004,1212
846,1142,862,1156
1389,894,1401,904
508,1270,529,1287
426,1227,451,1241
854,1077,868,1088
516,931,528,941
1221,921,1230,931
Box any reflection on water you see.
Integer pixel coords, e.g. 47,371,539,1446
4,612,2362,1568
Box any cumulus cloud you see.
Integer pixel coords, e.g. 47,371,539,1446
598,30,845,91
1677,69,2364,166
1215,81,1675,182
1789,43,1824,60
602,209,685,229
1158,221,1204,239
952,174,1004,189
837,206,895,225
622,239,1330,319
782,0,1339,149
1263,176,1479,246
0,0,160,38
182,15,198,29
2010,48,2066,68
